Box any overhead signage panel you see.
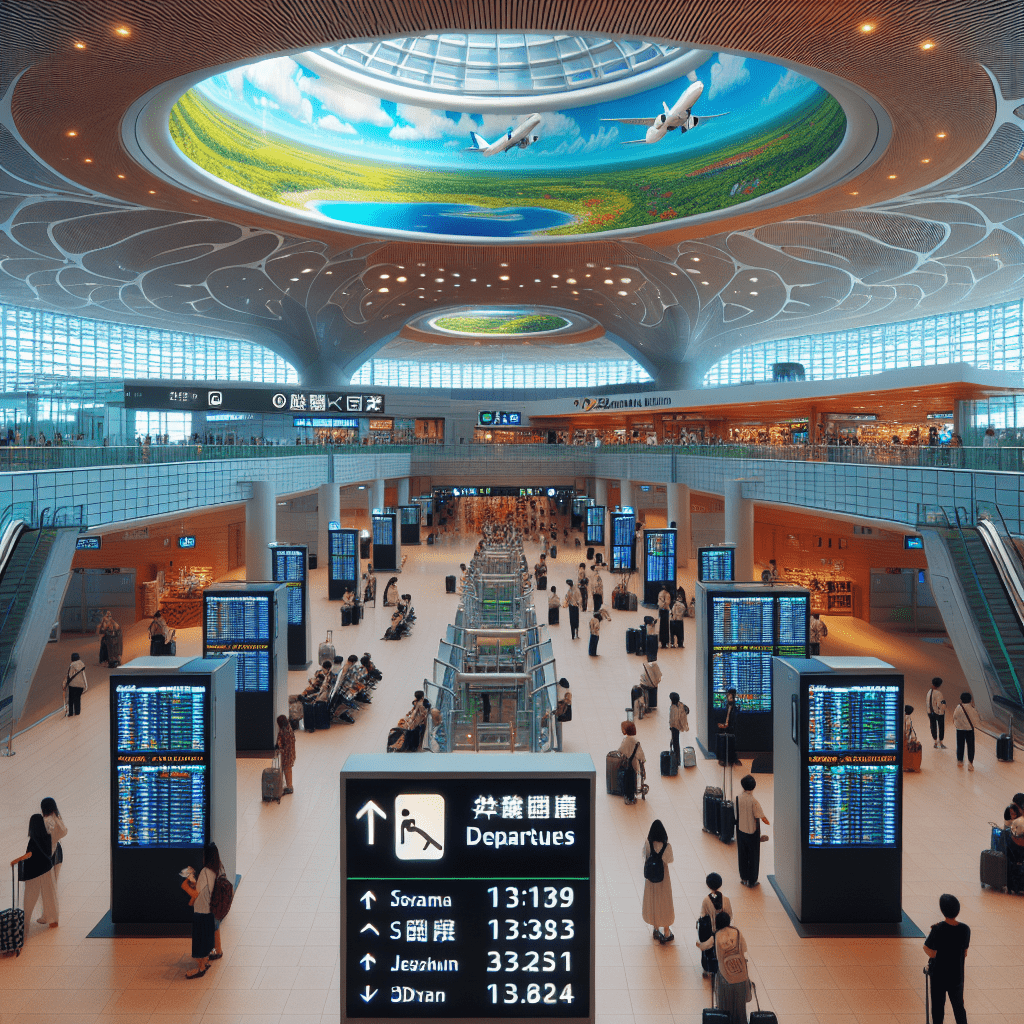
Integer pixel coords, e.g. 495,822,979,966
124,383,384,414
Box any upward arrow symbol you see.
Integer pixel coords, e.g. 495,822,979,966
360,891,376,910
355,800,387,844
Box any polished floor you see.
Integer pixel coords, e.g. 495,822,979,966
1,534,1020,1024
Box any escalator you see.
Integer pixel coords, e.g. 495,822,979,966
923,507,1024,738
0,512,82,753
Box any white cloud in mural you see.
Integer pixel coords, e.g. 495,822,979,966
299,76,394,127
318,114,357,135
550,124,619,156
762,69,807,106
707,54,749,100
226,56,307,121
300,98,313,124
389,105,475,142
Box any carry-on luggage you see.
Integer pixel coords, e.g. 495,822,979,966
703,786,723,835
587,546,595,560
904,742,922,772
341,607,352,627
550,545,557,559
996,733,1014,761
645,684,659,709
445,575,456,593
262,752,284,803
716,732,737,765
548,606,559,625
318,630,335,665
980,848,1007,891
1,855,28,957
718,798,736,844
626,627,643,654
661,750,679,777
682,746,697,768
605,751,624,795
702,974,729,1023
748,981,778,1024
627,592,638,611
351,603,361,625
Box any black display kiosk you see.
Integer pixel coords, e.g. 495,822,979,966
643,529,676,605
107,656,236,926
203,582,288,752
773,657,904,925
371,512,400,572
398,505,422,545
329,528,360,601
698,546,735,582
271,543,311,670
609,511,636,572
572,495,591,530
585,505,605,547
694,581,810,755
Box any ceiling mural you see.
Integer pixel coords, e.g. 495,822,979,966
169,41,845,240
1,2,1023,389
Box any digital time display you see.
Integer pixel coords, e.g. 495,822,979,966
341,755,594,1023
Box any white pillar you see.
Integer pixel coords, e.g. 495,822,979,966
317,483,340,563
619,478,632,511
371,479,385,514
397,477,410,506
675,483,691,567
245,480,275,581
724,479,755,582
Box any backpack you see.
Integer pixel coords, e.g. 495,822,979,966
643,842,665,883
210,872,234,920
697,892,723,942
716,927,748,985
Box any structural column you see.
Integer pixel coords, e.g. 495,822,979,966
397,477,410,506
619,477,632,511
317,483,340,565
370,479,385,515
724,479,755,582
244,480,275,581
666,482,691,568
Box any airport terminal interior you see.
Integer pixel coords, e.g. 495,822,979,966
1,3,1024,1023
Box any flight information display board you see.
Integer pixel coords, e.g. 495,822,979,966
643,530,676,605
117,764,207,847
609,512,635,572
372,513,400,573
777,594,810,655
398,506,422,546
330,529,360,600
807,762,899,847
116,683,205,752
340,755,595,1024
711,650,773,712
273,548,306,627
204,595,272,692
711,596,774,647
807,684,901,753
584,506,604,546
698,547,734,582
373,516,394,546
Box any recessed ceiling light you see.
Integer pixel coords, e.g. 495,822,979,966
692,257,700,262
396,276,407,283
919,40,935,50
936,132,947,139
617,290,628,296
701,281,708,285
148,189,156,194
921,158,931,163
290,277,299,282
66,130,78,137
849,191,859,195
73,41,86,49
83,158,92,163
114,25,131,37
604,279,613,285
888,174,897,179
750,277,758,282
499,275,509,281
378,287,388,293
117,173,125,179
859,22,875,33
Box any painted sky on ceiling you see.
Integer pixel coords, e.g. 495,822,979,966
193,50,825,171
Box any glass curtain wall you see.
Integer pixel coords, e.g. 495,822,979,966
350,357,651,388
702,299,1024,386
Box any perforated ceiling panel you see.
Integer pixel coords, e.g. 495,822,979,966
1,0,1023,387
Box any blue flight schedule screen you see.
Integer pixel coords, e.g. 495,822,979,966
711,650,773,712
204,595,270,642
373,516,395,546
117,764,207,847
274,550,306,626
699,548,734,582
332,530,358,581
807,684,900,752
116,684,205,752
711,596,774,647
807,762,899,847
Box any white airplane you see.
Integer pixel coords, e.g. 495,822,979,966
466,113,543,155
602,80,727,145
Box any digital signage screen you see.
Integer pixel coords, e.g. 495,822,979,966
711,596,774,647
400,506,421,526
807,762,899,847
373,515,395,547
341,757,594,1023
644,532,675,582
117,763,207,847
711,650,773,712
806,683,900,753
584,506,604,546
274,548,306,626
116,683,205,752
76,536,101,550
698,547,734,582
332,530,358,582
204,594,272,692
776,594,809,655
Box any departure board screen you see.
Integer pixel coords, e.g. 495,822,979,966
711,596,774,647
400,507,421,526
373,515,395,547
698,548,734,582
611,514,634,546
341,763,594,1022
609,513,635,572
116,684,205,752
204,594,270,642
807,684,900,752
584,507,604,546
711,650,773,711
645,532,675,583
807,762,899,847
274,549,306,626
202,645,270,693
117,763,207,847
332,530,358,582
777,594,809,655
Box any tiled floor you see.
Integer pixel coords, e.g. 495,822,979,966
1,534,1021,1023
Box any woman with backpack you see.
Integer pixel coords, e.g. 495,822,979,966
641,819,674,944
698,911,749,1022
181,842,229,978
696,872,732,977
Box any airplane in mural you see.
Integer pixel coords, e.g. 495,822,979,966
466,113,543,155
603,79,728,144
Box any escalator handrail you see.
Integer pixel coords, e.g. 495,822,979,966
975,518,1024,638
0,520,26,583
952,507,1024,704
982,501,1024,581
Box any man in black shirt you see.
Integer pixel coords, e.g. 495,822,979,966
923,893,970,1024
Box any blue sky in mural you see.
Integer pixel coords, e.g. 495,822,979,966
195,52,825,172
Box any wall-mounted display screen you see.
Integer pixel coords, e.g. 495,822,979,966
807,684,900,752
904,535,923,549
76,536,101,550
341,758,594,1022
807,762,899,847
777,594,810,654
116,683,205,752
204,594,272,692
117,764,207,847
178,536,196,549
400,506,421,526
698,547,734,582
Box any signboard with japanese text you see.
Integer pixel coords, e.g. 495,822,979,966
340,754,595,1024
123,382,384,415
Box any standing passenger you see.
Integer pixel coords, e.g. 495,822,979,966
923,893,970,1024
22,814,58,929
927,677,947,749
736,775,770,888
40,797,67,883
953,692,980,771
657,586,672,648
275,715,295,795
588,612,602,656
641,820,674,944
63,653,87,717
669,593,686,649
563,580,581,639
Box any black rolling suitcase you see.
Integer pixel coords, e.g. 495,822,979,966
748,981,777,1024
997,733,1014,761
645,685,658,709
302,702,319,733
625,627,640,654
717,762,736,844
1,856,27,957
548,606,559,625
660,750,678,777
627,592,638,611
550,544,557,559
445,575,456,593
341,607,352,626
703,786,723,835
605,751,624,795
351,603,361,625
702,977,729,1023
587,546,595,560
980,849,1007,890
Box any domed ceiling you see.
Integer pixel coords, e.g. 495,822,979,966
1,1,1022,389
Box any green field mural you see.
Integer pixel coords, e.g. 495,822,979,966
432,313,570,333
